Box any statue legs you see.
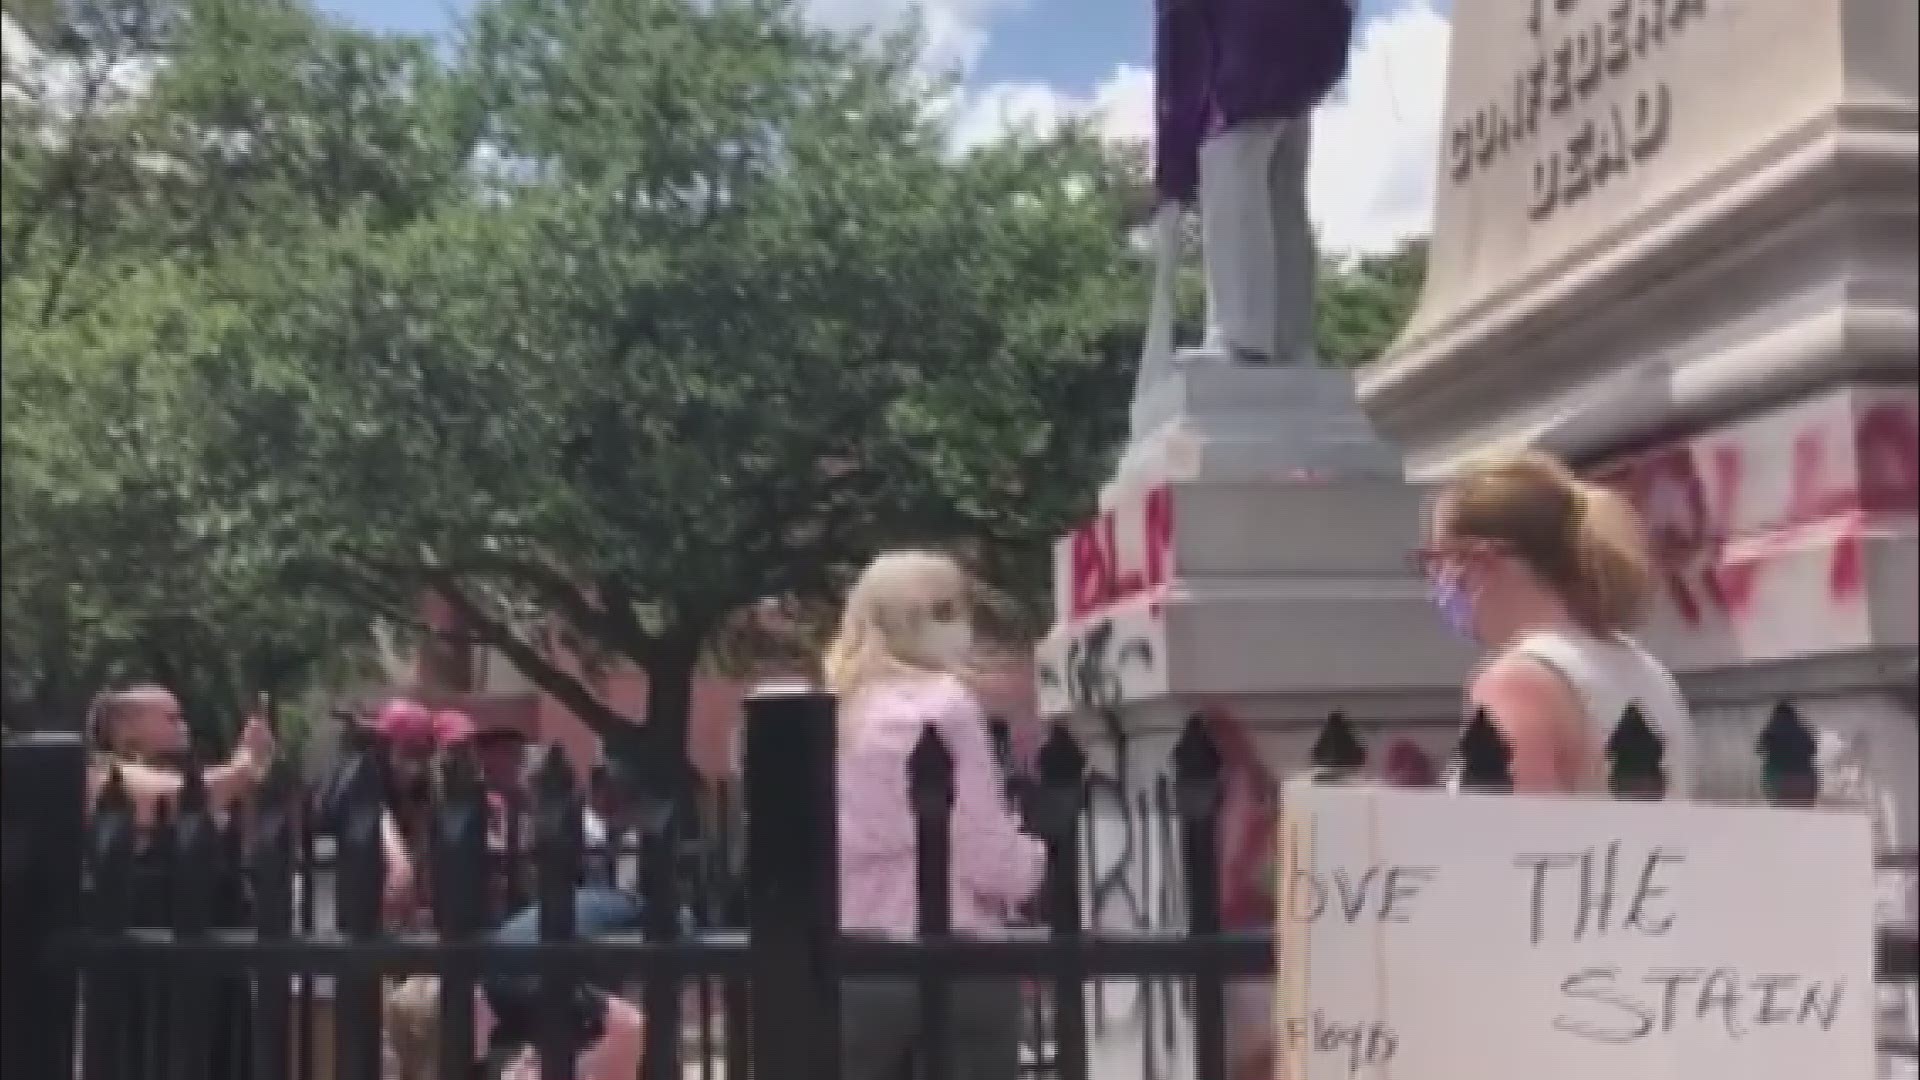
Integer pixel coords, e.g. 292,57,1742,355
1198,115,1316,364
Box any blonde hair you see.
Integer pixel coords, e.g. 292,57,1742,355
384,977,444,1080
822,551,973,703
1437,451,1655,633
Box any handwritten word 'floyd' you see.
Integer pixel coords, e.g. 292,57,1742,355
1279,1011,1397,1077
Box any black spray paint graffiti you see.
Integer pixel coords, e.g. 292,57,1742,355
1084,767,1193,1076
1040,618,1188,1073
1037,618,1155,716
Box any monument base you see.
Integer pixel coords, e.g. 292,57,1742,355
1036,359,1473,1080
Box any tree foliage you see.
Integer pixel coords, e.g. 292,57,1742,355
1317,240,1427,368
0,0,453,738
2,0,1426,771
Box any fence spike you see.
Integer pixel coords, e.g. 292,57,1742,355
1037,722,1087,786
1173,716,1228,1080
1173,716,1224,823
1606,702,1667,800
1309,711,1367,779
433,748,490,938
1757,699,1820,806
907,723,957,816
534,742,577,800
1174,715,1223,783
1455,708,1514,793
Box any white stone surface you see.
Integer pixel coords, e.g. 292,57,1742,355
1197,116,1317,364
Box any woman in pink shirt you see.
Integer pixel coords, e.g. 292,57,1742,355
823,550,1046,1080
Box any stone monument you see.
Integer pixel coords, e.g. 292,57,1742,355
1033,3,1475,1077
1360,0,1917,1064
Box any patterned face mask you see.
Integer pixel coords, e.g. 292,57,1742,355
1427,564,1478,641
920,617,974,668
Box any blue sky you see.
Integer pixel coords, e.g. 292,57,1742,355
310,0,1455,252
318,0,1444,97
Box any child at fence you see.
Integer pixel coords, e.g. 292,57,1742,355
823,550,1045,1080
1415,450,1698,796
384,975,643,1080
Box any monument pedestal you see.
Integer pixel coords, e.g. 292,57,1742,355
1034,355,1472,1080
1355,0,1916,1062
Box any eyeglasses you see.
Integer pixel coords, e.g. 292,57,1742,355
1407,539,1506,575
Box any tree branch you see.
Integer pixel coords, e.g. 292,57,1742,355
427,571,644,749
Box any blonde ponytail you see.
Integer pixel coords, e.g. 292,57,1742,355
1439,451,1658,634
1565,481,1656,633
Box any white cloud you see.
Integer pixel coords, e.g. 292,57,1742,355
800,0,1025,77
3,13,161,116
950,0,1452,255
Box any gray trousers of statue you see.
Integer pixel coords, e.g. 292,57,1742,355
1199,115,1316,364
841,980,1023,1080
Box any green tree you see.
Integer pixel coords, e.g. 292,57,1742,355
0,0,453,739
180,0,1149,781
1315,239,1428,368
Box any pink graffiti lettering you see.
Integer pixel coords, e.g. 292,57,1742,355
1591,397,1918,628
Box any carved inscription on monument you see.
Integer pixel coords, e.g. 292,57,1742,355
1448,0,1708,219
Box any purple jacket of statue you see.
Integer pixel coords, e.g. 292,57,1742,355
1154,0,1357,203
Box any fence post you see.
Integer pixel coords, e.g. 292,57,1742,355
531,747,583,1080
1035,723,1089,1080
251,763,297,1080
0,731,87,1080
1174,717,1227,1080
637,768,686,1080
333,749,388,1080
86,769,139,1080
167,763,222,1080
744,686,841,1080
433,751,489,1080
908,725,957,1080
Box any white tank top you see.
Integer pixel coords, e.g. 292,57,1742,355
1506,629,1698,798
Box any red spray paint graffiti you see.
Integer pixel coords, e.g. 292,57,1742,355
1198,708,1281,1080
1591,396,1918,628
1069,485,1175,620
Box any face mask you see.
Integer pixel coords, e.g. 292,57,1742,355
1428,565,1478,641
921,617,973,667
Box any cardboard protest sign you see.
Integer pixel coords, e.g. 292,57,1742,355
1275,782,1876,1079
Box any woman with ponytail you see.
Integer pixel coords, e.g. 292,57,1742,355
1415,451,1697,796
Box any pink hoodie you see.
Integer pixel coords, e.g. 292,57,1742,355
838,674,1045,937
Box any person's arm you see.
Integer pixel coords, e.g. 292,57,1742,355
88,747,268,827
381,811,420,924
1468,654,1589,795
933,680,1046,907
576,996,644,1080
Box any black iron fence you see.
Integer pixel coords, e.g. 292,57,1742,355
2,693,1916,1080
